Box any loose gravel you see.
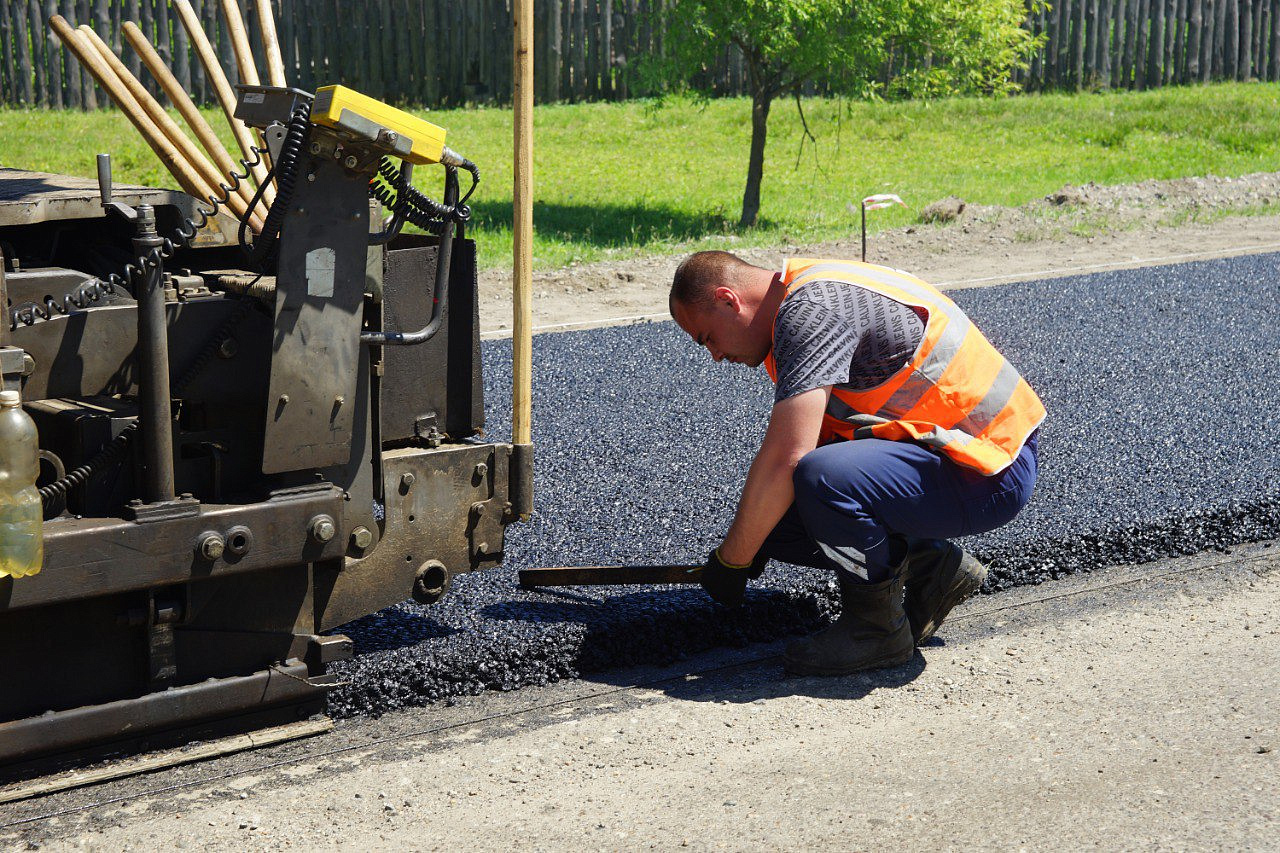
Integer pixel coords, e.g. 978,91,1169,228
328,253,1280,717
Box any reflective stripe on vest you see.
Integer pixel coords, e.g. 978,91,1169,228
764,258,1046,475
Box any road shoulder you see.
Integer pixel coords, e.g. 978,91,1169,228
15,542,1278,851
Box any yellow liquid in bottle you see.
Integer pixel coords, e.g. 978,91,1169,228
0,483,42,578
0,389,42,578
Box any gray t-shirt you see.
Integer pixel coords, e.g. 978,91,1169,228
772,280,925,402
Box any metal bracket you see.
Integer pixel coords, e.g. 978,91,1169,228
123,495,201,523
125,592,184,687
467,451,510,561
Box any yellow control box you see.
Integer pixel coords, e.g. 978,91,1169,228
312,85,447,165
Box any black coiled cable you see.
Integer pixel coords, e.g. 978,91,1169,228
239,102,312,267
174,143,270,247
38,422,138,511
369,157,472,236
9,143,274,331
9,275,124,329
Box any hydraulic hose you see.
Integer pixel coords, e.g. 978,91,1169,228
360,166,460,347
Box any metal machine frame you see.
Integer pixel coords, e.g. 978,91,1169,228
0,85,530,777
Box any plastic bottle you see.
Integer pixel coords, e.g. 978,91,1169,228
0,389,42,578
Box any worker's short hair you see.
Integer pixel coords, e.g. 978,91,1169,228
669,251,759,313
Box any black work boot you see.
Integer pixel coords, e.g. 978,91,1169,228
903,539,988,645
782,570,914,676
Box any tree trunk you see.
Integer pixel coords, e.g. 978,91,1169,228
739,88,771,228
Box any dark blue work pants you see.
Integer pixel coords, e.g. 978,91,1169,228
761,431,1039,583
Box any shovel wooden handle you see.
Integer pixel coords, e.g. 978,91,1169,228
170,0,275,207
518,565,704,588
122,21,263,229
50,16,208,206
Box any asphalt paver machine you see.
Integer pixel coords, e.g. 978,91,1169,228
0,63,533,777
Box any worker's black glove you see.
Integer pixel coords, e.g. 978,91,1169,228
699,548,767,608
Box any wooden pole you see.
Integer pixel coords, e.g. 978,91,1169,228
513,0,533,449
170,0,275,206
218,0,259,86
49,16,210,203
255,0,286,86
78,24,261,228
122,20,263,228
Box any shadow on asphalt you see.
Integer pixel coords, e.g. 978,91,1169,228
652,654,929,704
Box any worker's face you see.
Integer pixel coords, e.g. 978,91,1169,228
673,288,769,367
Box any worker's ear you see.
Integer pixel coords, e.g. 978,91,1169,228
712,286,741,313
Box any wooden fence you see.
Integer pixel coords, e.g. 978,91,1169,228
1018,0,1280,90
1,0,1278,110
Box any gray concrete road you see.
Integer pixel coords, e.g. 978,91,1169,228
8,542,1276,851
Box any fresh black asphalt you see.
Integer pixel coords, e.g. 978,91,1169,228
327,253,1280,717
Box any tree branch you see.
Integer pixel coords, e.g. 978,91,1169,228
792,89,821,173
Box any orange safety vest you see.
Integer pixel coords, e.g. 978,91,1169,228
764,258,1046,476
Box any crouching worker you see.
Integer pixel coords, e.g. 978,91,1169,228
669,252,1044,676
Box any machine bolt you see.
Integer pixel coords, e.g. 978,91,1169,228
309,142,322,155
471,501,485,517
196,532,225,561
306,172,316,183
334,395,345,407
128,498,143,508
400,472,416,490
21,354,35,376
344,155,359,169
474,462,488,478
351,526,373,550
218,337,238,359
278,394,290,405
309,515,337,543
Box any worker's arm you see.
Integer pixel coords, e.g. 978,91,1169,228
717,386,831,567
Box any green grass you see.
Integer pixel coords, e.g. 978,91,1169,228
5,82,1280,270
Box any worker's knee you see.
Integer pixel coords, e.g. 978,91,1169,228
792,445,861,513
